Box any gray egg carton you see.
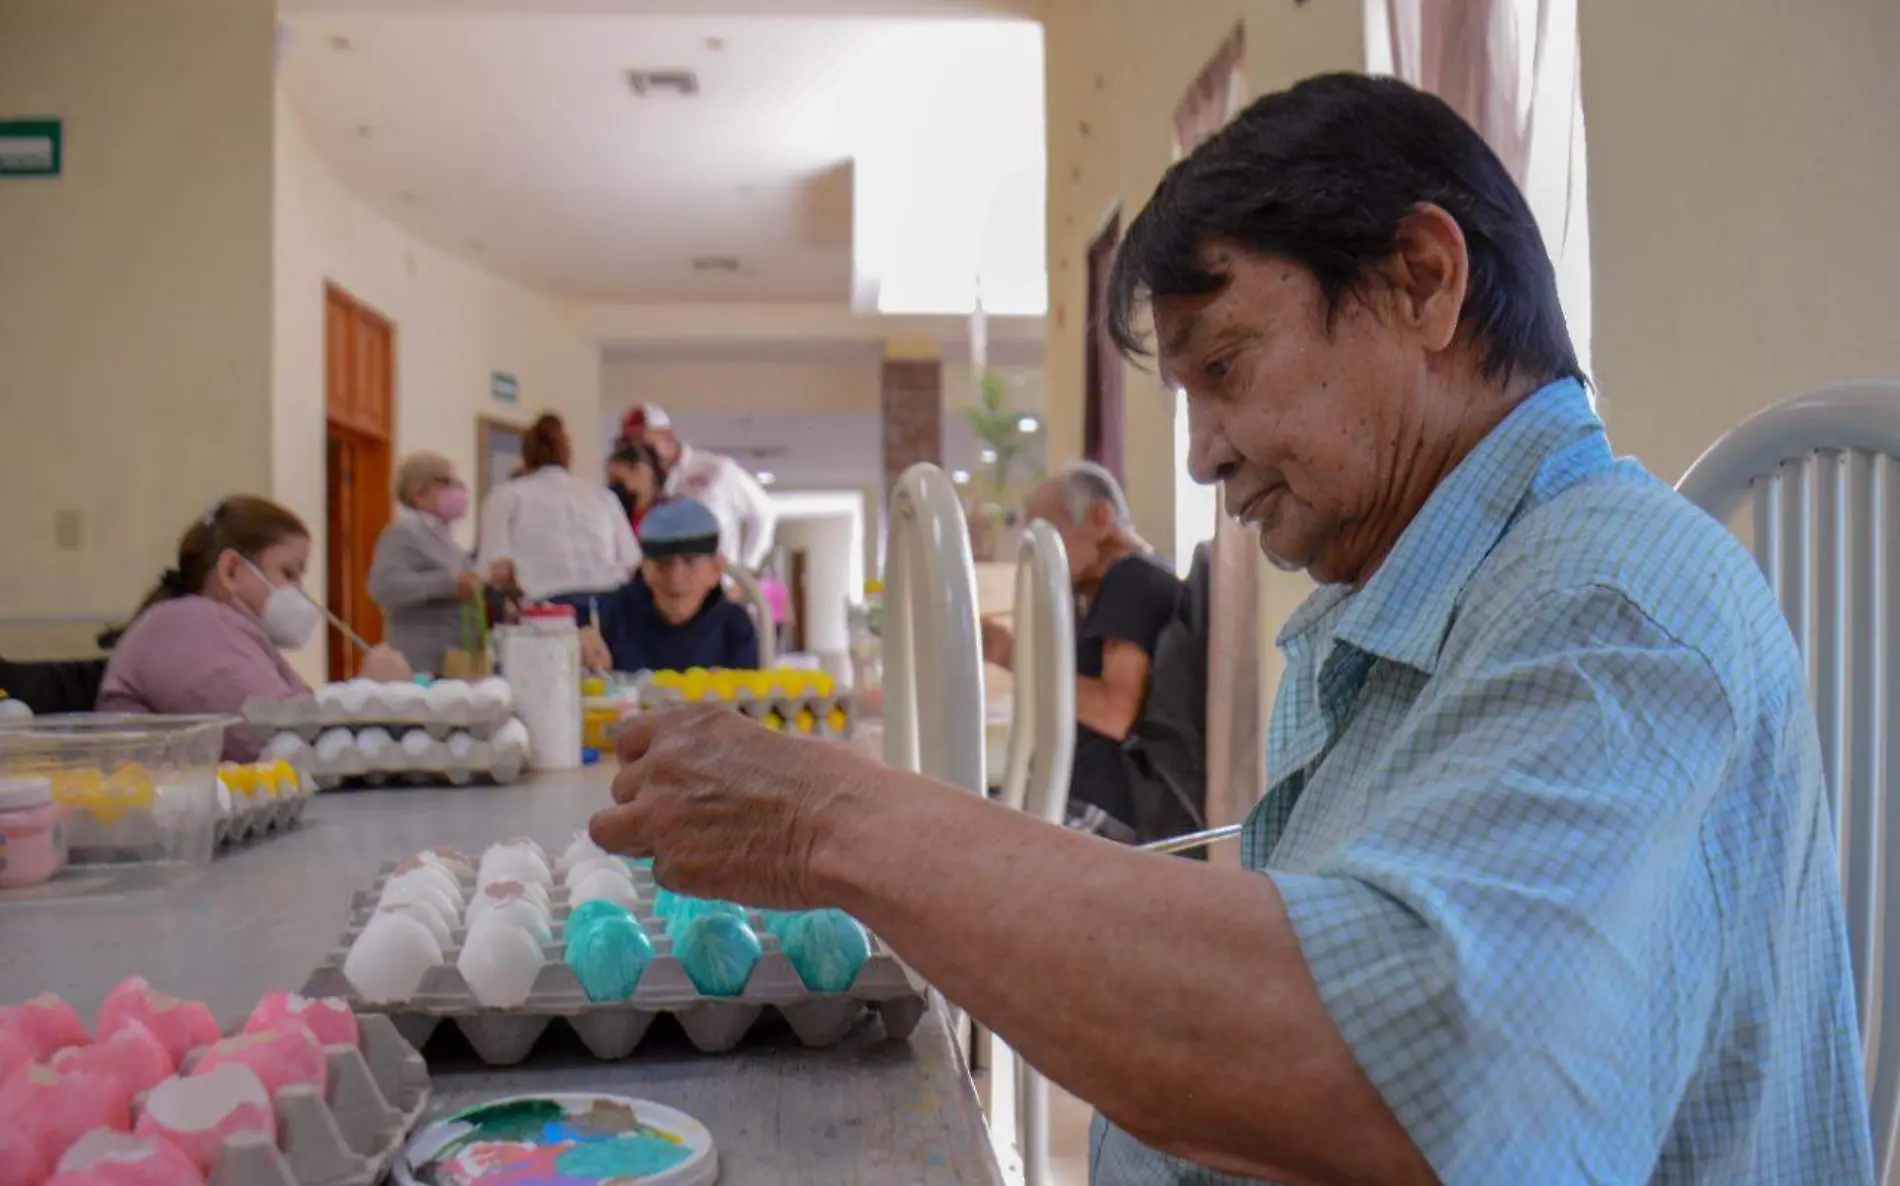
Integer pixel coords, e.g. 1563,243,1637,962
216,783,313,849
302,859,928,1067
243,695,516,741
298,729,527,792
142,1011,430,1186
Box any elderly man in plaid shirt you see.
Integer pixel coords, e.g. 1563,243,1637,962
591,73,1874,1186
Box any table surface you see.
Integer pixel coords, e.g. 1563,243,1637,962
0,770,1004,1186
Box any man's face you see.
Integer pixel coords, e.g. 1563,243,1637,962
643,553,723,622
1156,244,1441,586
650,427,681,467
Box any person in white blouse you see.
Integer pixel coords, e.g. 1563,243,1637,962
619,404,777,572
477,413,641,607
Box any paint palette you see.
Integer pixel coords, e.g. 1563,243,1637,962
301,851,930,1066
396,1093,716,1186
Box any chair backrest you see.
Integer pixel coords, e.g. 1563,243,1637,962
1676,380,1900,1181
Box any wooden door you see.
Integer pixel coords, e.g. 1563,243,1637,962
788,549,810,654
323,284,396,680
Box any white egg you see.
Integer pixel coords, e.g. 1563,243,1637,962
470,876,552,915
470,677,512,715
563,855,633,889
489,718,530,759
355,727,398,770
333,680,375,718
465,894,552,944
568,867,641,911
445,731,489,767
378,901,453,951
343,911,443,1003
261,732,310,765
478,845,553,890
387,861,464,905
457,915,545,1007
380,876,461,927
380,682,428,716
313,727,356,765
556,832,608,876
497,835,547,859
399,730,444,769
315,682,347,709
416,847,475,880
215,776,234,818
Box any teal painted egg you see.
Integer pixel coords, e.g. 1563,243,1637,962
562,898,635,940
675,914,762,997
780,909,871,993
563,912,654,1002
756,909,802,943
662,898,746,942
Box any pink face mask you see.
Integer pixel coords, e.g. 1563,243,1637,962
435,485,471,522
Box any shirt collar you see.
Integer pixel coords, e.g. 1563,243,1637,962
1279,378,1610,675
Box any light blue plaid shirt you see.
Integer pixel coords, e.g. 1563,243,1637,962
1091,380,1874,1184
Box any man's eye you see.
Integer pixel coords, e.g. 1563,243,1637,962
1204,356,1232,380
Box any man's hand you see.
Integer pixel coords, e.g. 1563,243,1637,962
579,625,613,672
588,705,865,907
455,570,483,602
981,615,1015,671
360,644,413,683
488,558,519,592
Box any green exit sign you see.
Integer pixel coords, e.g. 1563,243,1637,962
0,119,61,177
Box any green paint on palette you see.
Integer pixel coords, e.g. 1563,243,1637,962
555,1133,694,1177
431,1097,565,1163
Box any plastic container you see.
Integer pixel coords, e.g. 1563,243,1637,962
497,606,582,772
0,714,228,867
0,775,65,887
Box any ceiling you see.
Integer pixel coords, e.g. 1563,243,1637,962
280,7,1044,307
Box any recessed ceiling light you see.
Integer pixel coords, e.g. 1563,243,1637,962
757,471,777,486
953,469,972,484
626,69,700,97
329,34,352,52
1017,415,1040,433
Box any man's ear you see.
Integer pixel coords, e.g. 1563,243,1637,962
1384,202,1469,353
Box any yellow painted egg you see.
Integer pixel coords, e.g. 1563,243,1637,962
826,708,848,733
763,712,785,731
794,710,816,734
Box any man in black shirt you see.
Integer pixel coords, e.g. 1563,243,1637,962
982,462,1184,842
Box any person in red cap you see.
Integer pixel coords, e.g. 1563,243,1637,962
618,403,776,574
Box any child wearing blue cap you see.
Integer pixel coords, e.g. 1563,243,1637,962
579,498,760,673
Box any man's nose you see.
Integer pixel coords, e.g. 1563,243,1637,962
1184,400,1239,487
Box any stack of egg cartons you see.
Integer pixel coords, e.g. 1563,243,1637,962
634,668,856,739
242,678,529,790
213,757,313,847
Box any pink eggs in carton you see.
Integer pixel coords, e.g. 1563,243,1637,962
243,990,360,1050
133,1063,274,1175
1,992,91,1060
192,1025,327,1098
0,1060,134,1166
0,1129,51,1186
56,1129,205,1186
0,1016,35,1084
97,979,221,1068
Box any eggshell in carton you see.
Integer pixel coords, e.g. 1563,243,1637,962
314,854,931,1064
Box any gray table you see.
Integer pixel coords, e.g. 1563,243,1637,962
0,772,1004,1186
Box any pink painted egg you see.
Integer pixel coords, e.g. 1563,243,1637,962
44,1173,118,1186
242,991,359,1050
0,1060,134,1165
51,1020,173,1098
191,1026,325,1099
0,993,90,1060
96,980,221,1068
0,1016,35,1085
57,1129,205,1186
132,1063,274,1175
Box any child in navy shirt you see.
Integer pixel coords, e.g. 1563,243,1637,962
579,499,759,673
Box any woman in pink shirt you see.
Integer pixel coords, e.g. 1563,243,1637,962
98,497,406,759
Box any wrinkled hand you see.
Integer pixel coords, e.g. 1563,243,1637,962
588,704,862,907
360,644,413,683
579,625,613,672
488,558,518,592
455,570,483,602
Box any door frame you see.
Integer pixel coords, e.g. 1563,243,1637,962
323,283,397,680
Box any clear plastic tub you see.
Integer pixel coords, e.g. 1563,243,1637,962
0,713,231,867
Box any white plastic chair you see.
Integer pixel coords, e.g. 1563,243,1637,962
880,463,985,794
723,564,777,668
989,519,1076,1186
1677,380,1900,1181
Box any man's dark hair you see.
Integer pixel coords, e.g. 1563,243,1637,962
1107,72,1582,387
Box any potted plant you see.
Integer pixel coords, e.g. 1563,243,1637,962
962,371,1043,560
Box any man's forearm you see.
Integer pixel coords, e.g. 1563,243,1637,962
1074,674,1136,739
809,767,1431,1185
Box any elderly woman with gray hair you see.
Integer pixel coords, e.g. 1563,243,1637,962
367,452,482,673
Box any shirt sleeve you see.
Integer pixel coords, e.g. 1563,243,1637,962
606,489,643,571
1082,559,1180,657
1270,585,1736,1183
366,524,458,609
475,484,514,575
724,461,778,571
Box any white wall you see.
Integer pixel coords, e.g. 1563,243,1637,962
274,87,602,678
1583,0,1900,481
770,492,866,656
0,0,275,623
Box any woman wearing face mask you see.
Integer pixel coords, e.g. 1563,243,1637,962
98,496,411,759
368,452,484,673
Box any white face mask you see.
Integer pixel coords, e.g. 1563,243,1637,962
242,558,320,649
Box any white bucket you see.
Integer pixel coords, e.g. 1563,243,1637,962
497,608,582,772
